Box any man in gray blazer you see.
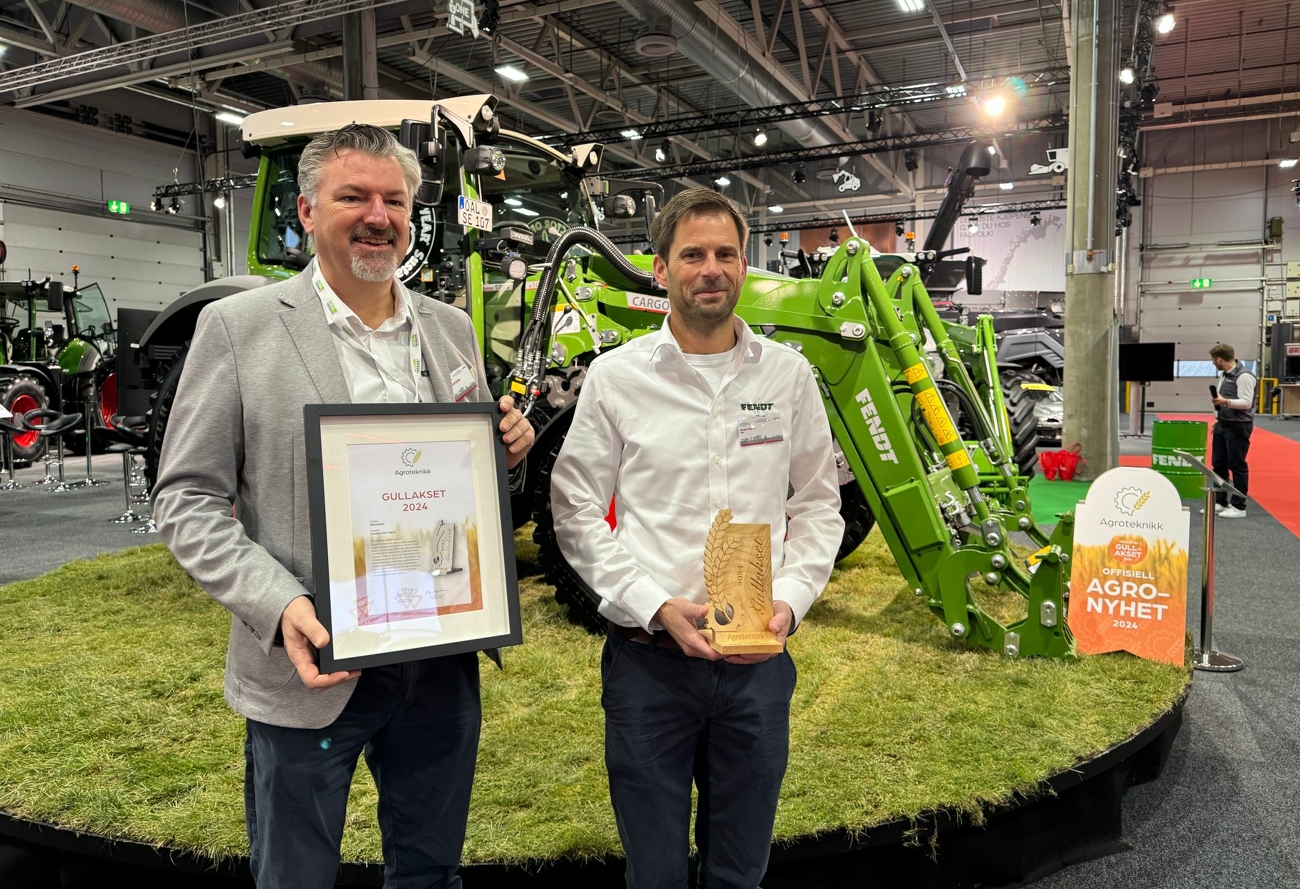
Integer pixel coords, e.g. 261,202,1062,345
153,124,533,889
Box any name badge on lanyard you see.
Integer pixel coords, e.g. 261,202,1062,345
450,363,478,402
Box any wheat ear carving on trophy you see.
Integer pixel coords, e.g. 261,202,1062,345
704,510,741,612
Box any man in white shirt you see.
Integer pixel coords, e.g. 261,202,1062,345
154,124,533,888
1209,342,1255,517
551,189,843,888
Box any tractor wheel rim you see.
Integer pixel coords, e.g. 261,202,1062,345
11,394,41,448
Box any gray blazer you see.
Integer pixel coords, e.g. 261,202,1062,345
153,265,490,730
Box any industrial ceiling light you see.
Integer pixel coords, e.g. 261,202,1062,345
768,204,784,213
1119,67,1136,85
214,111,245,125
967,221,979,234
620,128,643,141
478,0,500,36
1279,158,1299,169
213,194,227,209
495,65,529,83
987,145,997,156
166,197,181,216
983,95,1006,118
1155,8,1176,34
754,130,768,147
904,149,919,172
1030,213,1042,227
655,140,669,162
792,163,807,184
714,175,731,187
896,0,926,12
999,181,1014,190
895,223,906,236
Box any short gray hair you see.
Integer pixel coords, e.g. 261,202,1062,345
297,123,422,206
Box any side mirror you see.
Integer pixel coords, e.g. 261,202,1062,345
400,118,446,206
46,281,64,313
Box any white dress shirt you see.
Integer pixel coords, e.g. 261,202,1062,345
551,316,844,631
312,262,435,404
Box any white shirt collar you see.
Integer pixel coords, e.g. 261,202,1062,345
312,260,410,336
649,314,762,367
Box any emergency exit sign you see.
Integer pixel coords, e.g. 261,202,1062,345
1191,277,1212,289
106,200,130,215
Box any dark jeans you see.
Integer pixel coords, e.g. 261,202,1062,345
601,632,797,889
1212,420,1252,509
244,654,481,889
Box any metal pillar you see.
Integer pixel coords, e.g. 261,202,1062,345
1063,0,1120,478
341,9,378,101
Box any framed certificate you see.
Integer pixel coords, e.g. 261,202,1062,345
304,402,521,672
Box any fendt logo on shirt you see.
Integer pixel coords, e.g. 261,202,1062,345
741,402,774,410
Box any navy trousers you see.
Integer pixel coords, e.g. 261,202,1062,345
243,654,480,889
601,631,797,889
1212,420,1251,509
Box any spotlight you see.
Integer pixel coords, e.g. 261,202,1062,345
655,140,669,162
478,0,500,35
150,198,162,212
895,224,905,237
166,196,181,215
904,149,918,172
1030,213,1041,227
967,221,979,234
828,228,840,244
754,130,768,147
792,163,807,184
1155,9,1175,34
1119,67,1135,85
213,194,227,209
983,95,1006,118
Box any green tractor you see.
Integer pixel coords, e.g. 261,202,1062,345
0,274,118,462
135,95,1072,660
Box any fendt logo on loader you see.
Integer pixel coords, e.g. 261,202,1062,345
855,387,899,463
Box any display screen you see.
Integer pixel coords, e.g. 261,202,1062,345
1118,342,1176,382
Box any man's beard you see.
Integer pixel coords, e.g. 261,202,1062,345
349,225,401,282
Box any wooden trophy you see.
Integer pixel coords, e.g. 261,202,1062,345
700,510,784,655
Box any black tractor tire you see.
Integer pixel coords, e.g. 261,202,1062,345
1000,369,1043,478
0,373,50,464
836,481,876,561
143,346,188,490
534,425,881,632
63,371,112,456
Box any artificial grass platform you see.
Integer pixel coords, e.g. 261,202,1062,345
0,528,1190,867
1027,475,1092,526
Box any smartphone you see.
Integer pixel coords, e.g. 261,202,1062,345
1209,385,1218,399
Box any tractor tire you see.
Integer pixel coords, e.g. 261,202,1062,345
0,373,50,464
1000,369,1043,478
64,370,115,456
535,426,881,633
836,482,876,561
143,346,188,490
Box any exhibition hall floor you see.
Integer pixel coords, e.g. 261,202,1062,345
0,436,1295,887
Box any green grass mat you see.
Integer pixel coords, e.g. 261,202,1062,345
0,529,1190,866
1028,476,1092,525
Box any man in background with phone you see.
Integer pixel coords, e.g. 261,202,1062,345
1209,343,1255,518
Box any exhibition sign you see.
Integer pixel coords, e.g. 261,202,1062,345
304,402,521,672
1067,467,1189,666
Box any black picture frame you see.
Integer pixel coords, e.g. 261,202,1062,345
304,402,521,672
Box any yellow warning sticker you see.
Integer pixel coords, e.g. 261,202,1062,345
915,388,958,446
904,362,929,384
945,449,972,471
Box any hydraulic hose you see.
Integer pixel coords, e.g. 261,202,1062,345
508,226,659,413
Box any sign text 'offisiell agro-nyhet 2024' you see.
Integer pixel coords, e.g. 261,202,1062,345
1067,467,1190,666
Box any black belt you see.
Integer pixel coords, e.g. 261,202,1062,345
609,622,681,650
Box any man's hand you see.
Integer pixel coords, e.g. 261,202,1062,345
724,601,793,665
498,395,535,469
654,598,721,660
280,596,360,689
1212,396,1230,407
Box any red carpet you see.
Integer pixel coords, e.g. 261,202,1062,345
1135,413,1300,538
